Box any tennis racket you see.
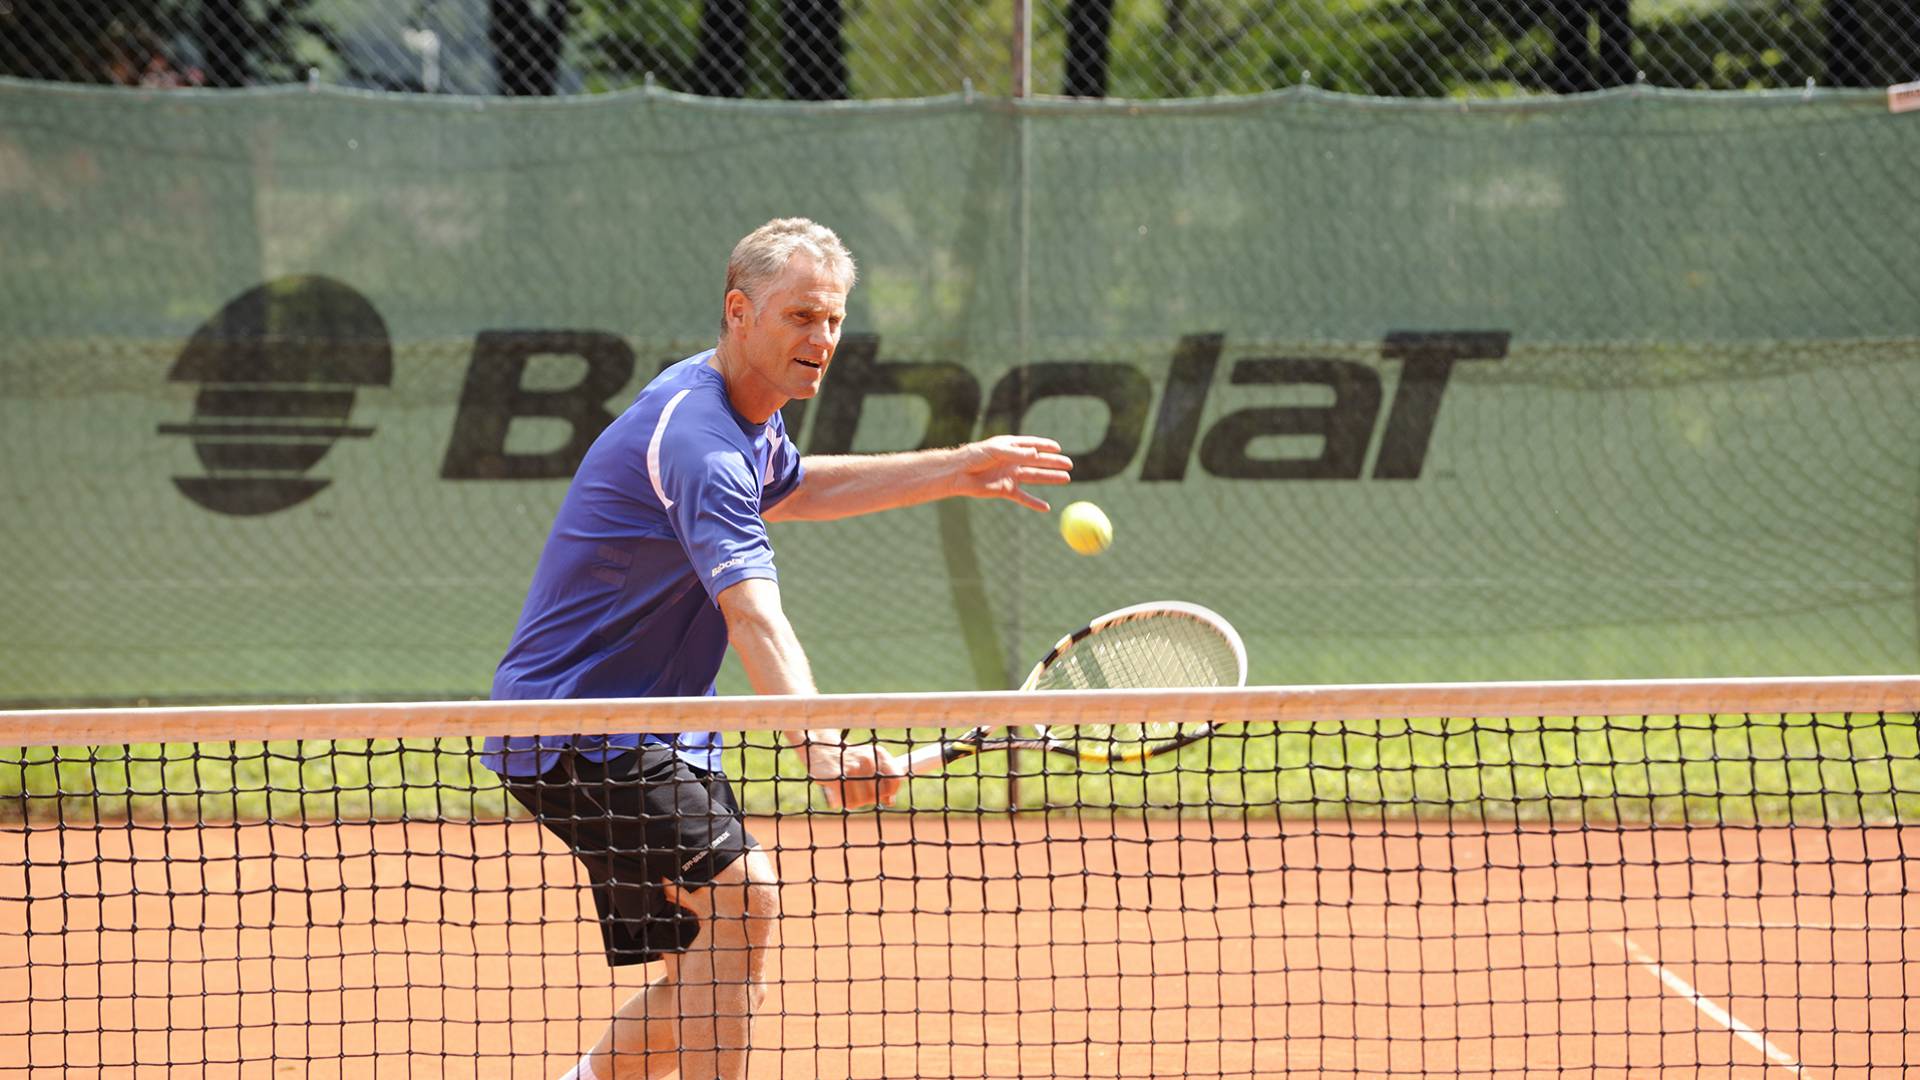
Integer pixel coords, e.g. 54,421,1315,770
904,600,1247,772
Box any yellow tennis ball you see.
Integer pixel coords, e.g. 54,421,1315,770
1059,501,1112,556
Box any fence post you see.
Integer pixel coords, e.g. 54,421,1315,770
1012,0,1032,98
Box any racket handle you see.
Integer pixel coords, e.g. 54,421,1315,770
904,742,958,775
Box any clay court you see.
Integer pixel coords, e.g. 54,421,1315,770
4,812,1916,1078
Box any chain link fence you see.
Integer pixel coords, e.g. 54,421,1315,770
1,0,1914,99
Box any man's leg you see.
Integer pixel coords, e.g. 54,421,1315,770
575,846,779,1080
559,972,676,1080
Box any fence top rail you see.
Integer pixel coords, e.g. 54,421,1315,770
1,74,1902,113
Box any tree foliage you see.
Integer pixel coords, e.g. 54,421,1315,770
0,0,335,85
0,0,1911,96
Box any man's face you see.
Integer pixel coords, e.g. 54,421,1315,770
727,252,849,406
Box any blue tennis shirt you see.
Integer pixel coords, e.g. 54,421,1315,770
481,351,803,777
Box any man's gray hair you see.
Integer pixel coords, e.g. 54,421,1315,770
721,218,856,335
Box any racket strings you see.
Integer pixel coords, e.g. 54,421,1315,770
1039,616,1241,692
1038,615,1242,748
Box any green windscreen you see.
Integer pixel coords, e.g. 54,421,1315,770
2,79,1916,703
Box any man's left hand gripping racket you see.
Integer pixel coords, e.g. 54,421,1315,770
905,600,1247,772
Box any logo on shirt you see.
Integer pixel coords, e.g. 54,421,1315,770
710,556,744,578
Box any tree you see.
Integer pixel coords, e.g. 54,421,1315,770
1545,0,1633,92
690,0,750,95
490,0,573,95
0,0,330,86
576,0,850,99
781,0,848,99
0,0,146,81
571,0,755,96
1823,0,1917,86
198,0,253,85
1064,0,1117,96
1088,0,1909,97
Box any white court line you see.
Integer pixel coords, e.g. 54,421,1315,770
1618,934,1804,1077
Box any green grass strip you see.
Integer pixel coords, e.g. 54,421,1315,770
2,712,1915,827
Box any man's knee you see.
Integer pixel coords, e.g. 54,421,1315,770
704,848,779,946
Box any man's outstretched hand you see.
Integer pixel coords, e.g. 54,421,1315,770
952,435,1074,512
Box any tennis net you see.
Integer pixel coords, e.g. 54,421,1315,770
4,678,1919,1078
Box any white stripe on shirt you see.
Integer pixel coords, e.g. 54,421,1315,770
647,388,695,510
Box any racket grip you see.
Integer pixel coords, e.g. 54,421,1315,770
904,742,957,775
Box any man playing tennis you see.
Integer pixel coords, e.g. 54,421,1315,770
481,217,1073,1080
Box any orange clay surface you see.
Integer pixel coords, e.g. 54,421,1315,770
3,813,1918,1078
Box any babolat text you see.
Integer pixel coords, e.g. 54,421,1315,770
439,330,1509,483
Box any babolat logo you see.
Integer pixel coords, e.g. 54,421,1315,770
435,328,1510,484
159,276,392,515
156,287,1506,513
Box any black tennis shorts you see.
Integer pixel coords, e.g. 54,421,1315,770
500,743,757,967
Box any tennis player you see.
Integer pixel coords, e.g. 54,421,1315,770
481,217,1073,1080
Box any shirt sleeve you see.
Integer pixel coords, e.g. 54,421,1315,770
657,423,780,603
760,418,805,510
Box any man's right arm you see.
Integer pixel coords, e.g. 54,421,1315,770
714,577,816,697
715,577,902,808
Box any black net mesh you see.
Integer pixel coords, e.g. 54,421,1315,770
3,699,1918,1076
